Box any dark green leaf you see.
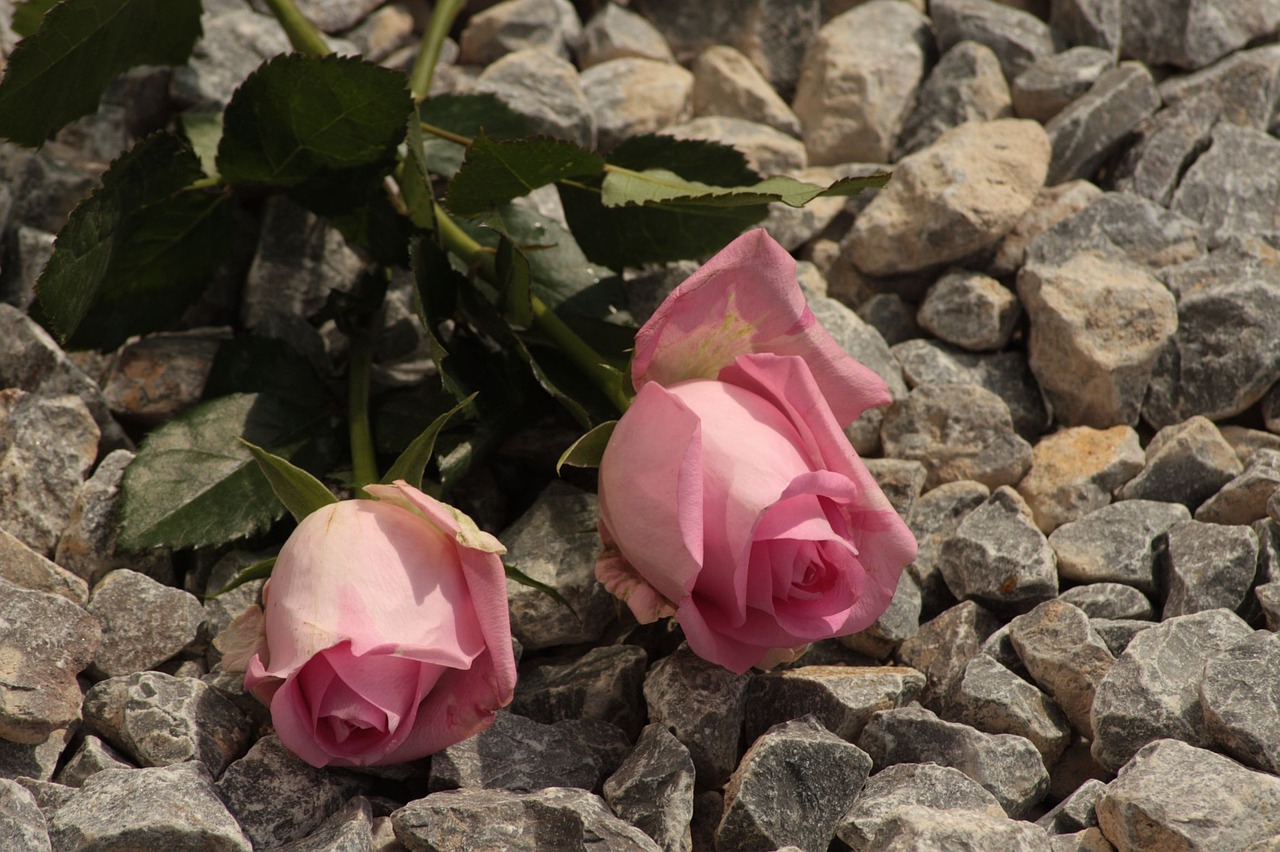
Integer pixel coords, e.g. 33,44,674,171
496,234,533,329
0,0,201,146
240,439,337,523
411,236,470,400
445,133,604,217
12,0,58,38
204,335,334,413
556,420,616,473
207,557,276,598
400,110,437,231
608,134,757,185
418,92,533,177
380,392,476,489
505,562,578,618
119,393,337,551
35,133,232,349
217,53,411,190
600,170,892,209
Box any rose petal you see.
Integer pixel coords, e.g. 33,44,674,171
632,228,890,425
595,535,678,623
380,646,508,761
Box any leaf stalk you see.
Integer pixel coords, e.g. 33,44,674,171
409,0,466,102
261,0,332,58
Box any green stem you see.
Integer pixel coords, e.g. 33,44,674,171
261,0,332,58
409,0,466,102
431,202,630,413
347,308,381,495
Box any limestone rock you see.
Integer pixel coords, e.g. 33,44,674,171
1117,417,1243,510
1011,46,1115,124
1049,500,1189,593
473,49,595,149
930,0,1057,81
1007,600,1115,738
602,724,695,852
1118,0,1280,70
916,269,1019,352
581,57,692,152
1043,62,1161,185
578,3,674,68
1016,425,1144,533
691,45,800,138
458,0,581,65
1160,520,1258,618
743,665,926,744
895,40,1013,159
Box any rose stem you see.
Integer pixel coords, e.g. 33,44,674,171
409,0,466,102
347,294,382,494
260,0,332,58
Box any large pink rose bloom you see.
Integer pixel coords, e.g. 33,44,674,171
596,230,917,673
244,481,516,767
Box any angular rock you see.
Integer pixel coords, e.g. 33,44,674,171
1091,608,1252,771
792,0,930,164
1007,600,1115,738
1018,253,1176,427
1161,520,1258,618
931,0,1057,81
951,654,1072,766
836,763,1005,852
1016,425,1144,533
863,458,927,520
603,724,695,852
1172,123,1280,247
1024,191,1205,272
578,3,674,68
0,728,74,783
1200,630,1280,774
659,116,803,176
691,45,799,137
717,717,871,852
0,778,51,852
743,665,925,744
1012,47,1114,124
429,711,611,793
916,268,1019,352
1,224,53,312
859,705,1049,817
868,804,1053,850
1049,500,1189,593
989,180,1104,277
0,529,88,605
276,795,373,852
895,40,1013,159
856,293,921,346
501,481,616,650
1117,416,1243,510
581,57,692,152
1158,43,1280,130
1097,739,1280,850
940,486,1058,613
838,571,922,659
1044,62,1161,185
86,569,204,677
473,49,595,149
458,0,580,65
102,332,222,425
392,787,660,851
1119,0,1280,70
171,8,293,109
881,384,1033,490
906,479,991,611
849,119,1050,276
1037,777,1106,836
48,763,251,851
1057,583,1153,621
1091,618,1156,657
1111,93,1220,208
1223,426,1280,466
54,736,133,788
643,645,749,788
896,600,1002,713
510,644,647,739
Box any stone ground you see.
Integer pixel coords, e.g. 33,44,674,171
4,0,1280,849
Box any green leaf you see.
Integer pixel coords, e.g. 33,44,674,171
0,0,201,146
119,393,337,551
204,335,334,412
217,53,412,190
418,92,534,177
207,557,276,598
381,392,477,489
180,109,224,181
601,170,892,209
400,110,437,231
505,562,579,619
496,234,533,329
411,236,470,400
34,133,232,349
556,420,616,473
12,0,58,38
240,439,337,523
445,133,604,217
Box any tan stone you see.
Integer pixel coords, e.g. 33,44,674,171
692,45,801,138
1017,425,1145,533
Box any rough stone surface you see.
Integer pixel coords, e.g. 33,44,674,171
473,49,595,149
0,728,75,784
838,568,922,659
1157,43,1280,130
1012,47,1115,124
691,45,800,138
836,763,1005,852
743,665,925,744
275,795,373,852
1056,583,1153,621
1016,425,1145,533
87,569,204,678
510,644,647,739
1112,92,1219,208
989,180,1104,277
428,712,609,794
0,778,51,852
897,600,1002,713
1173,122,1280,247
1117,417,1243,510
1037,778,1107,836
1007,600,1115,738
1024,191,1204,273
171,8,294,109
1161,520,1258,618
717,717,871,852
0,529,88,605
896,40,1013,159
1118,0,1280,70
930,0,1057,81
917,268,1019,352
848,119,1050,276
868,805,1053,850
55,735,134,788
1201,630,1280,775
581,57,692,152
1091,608,1253,772
1049,500,1190,593
602,724,695,852
1043,62,1161,185
906,479,992,611
660,116,804,176
458,0,581,65
950,653,1072,766
578,3,674,68
1195,448,1280,525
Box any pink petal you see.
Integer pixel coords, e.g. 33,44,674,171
378,646,508,762
595,534,678,623
632,229,890,425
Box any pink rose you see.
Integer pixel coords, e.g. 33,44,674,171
243,481,516,767
596,230,917,673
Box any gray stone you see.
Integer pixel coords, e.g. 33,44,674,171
171,8,293,109
868,805,1053,850
501,481,616,650
1119,0,1280,70
1007,600,1116,738
917,269,1019,352
643,645,749,789
762,168,864,251
102,332,223,426
891,340,1050,439
1049,500,1190,593
1117,417,1243,510
274,795,372,852
87,569,204,678
691,45,800,138
0,727,74,783
0,225,54,311
1057,584,1153,620
217,735,367,849
1097,739,1280,850
897,600,1002,713
54,735,133,788
940,486,1058,613
0,778,50,852
341,4,415,62
458,0,580,65
1090,618,1156,657
1012,46,1115,124
858,705,1049,817
1201,630,1280,774
473,49,595,149
659,116,803,176
930,0,1058,82
1223,426,1280,467
1111,93,1219,208
578,3,674,69
1037,778,1106,835
896,41,1013,159
1158,43,1280,131
1024,191,1205,272
863,458,927,520
836,763,1005,852
989,179,1104,277
0,141,100,235
838,571,922,659
849,119,1050,276
856,293,922,347
0,580,99,744
510,644,647,739
603,724,695,852
1172,123,1280,247
80,671,252,776
288,0,382,32
199,550,269,664
582,57,692,153
1016,425,1144,534
49,762,251,851
1050,0,1120,54
792,0,932,164
743,665,925,744
951,654,1072,766
1044,62,1161,185
1196,448,1280,525
392,786,660,851
0,529,88,605
1161,520,1258,618
717,717,871,852
881,384,1033,490
1257,582,1280,631
1091,609,1252,771
906,479,991,611
427,712,615,794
